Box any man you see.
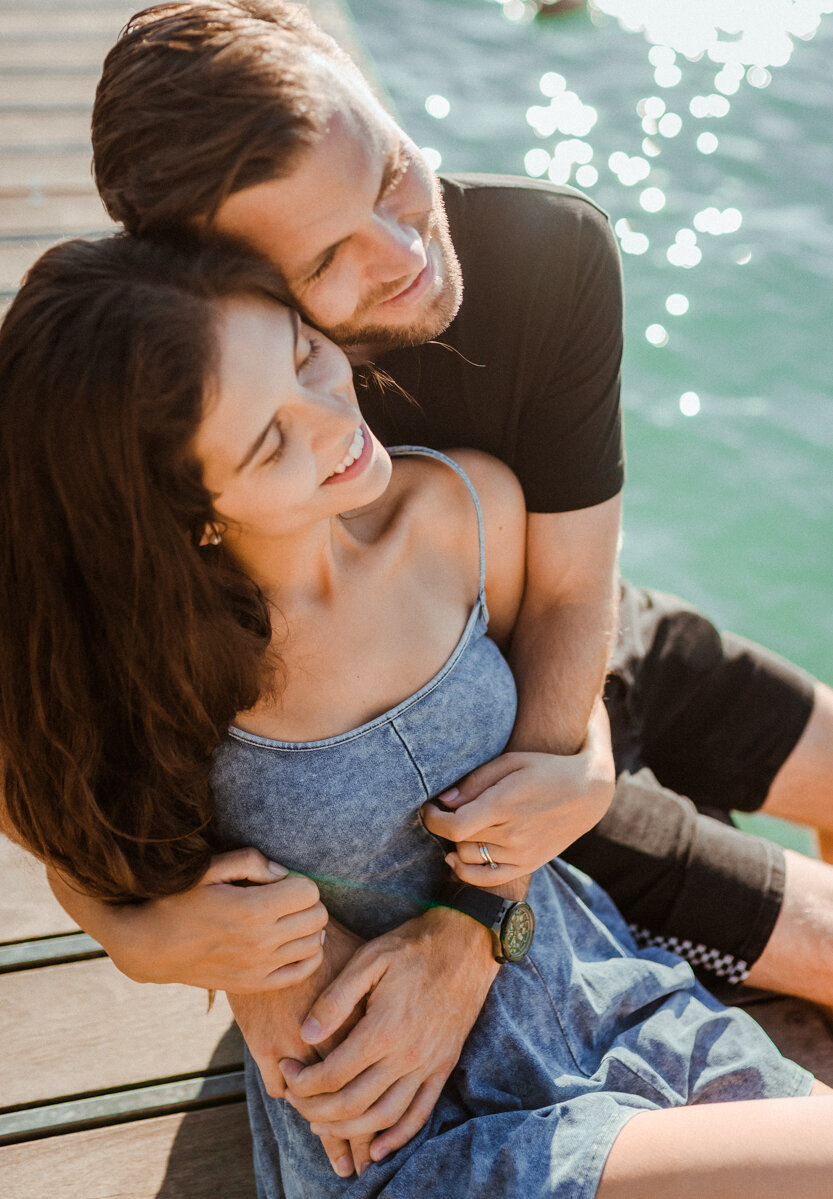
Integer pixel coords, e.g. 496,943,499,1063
53,0,833,1179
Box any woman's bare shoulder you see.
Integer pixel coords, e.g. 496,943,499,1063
444,451,527,645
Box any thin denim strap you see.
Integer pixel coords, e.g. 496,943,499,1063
388,445,487,605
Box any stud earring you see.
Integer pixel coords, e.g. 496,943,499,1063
201,523,223,548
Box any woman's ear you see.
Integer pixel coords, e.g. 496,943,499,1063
199,523,223,547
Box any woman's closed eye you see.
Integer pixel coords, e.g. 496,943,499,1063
264,418,285,466
300,337,322,368
261,339,323,466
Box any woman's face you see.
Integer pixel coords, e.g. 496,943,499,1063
194,295,391,544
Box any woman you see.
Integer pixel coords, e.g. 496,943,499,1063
1,234,831,1199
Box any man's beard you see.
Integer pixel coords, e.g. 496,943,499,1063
324,206,464,357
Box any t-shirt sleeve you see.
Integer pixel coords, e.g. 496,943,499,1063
514,194,625,513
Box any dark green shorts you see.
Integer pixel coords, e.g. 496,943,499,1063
562,579,815,985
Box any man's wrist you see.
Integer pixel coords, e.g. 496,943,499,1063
419,903,500,982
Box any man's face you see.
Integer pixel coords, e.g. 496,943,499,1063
210,61,462,357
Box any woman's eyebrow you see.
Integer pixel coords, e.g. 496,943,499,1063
235,313,300,473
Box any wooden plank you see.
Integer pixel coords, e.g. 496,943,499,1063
732,992,833,1086
0,153,94,194
0,1104,256,1199
0,191,112,233
0,0,129,9
0,836,77,941
0,75,99,106
0,39,116,72
0,8,130,37
0,932,103,973
0,111,94,147
0,957,242,1106
0,1070,245,1144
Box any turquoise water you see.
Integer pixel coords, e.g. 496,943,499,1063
350,0,833,693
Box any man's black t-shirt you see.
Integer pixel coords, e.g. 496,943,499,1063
358,173,625,513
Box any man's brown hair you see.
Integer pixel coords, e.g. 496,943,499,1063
93,1,352,233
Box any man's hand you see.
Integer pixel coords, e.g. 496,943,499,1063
422,702,614,885
49,848,328,991
229,920,370,1178
280,905,498,1166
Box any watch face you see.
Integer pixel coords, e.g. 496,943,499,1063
502,902,535,961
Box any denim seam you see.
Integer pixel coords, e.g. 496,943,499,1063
525,953,585,1076
389,720,430,797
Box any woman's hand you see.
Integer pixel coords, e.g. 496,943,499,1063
48,847,328,991
421,710,614,885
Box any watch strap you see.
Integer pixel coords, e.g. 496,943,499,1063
434,881,512,937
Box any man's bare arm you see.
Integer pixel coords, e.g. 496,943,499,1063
510,497,621,755
423,496,621,888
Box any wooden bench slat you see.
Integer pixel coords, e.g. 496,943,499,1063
0,837,77,942
0,111,95,145
0,1070,245,1144
0,957,243,1106
0,191,112,233
0,154,95,193
0,1104,256,1199
0,42,115,71
0,10,128,37
0,931,104,973
0,75,98,105
731,992,833,1086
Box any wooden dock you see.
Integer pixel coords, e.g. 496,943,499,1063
0,834,253,1197
3,1,833,1196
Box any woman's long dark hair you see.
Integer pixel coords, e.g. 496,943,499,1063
0,234,291,900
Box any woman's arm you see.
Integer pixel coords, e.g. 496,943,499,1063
47,848,327,991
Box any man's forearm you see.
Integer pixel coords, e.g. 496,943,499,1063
507,592,617,756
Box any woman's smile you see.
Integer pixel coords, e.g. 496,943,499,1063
323,424,371,484
194,297,391,544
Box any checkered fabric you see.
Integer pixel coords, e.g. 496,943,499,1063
629,923,750,985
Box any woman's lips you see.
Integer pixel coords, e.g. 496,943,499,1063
322,423,372,485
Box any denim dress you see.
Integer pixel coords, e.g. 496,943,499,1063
211,448,811,1199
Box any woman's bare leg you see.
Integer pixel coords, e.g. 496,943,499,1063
597,1090,833,1199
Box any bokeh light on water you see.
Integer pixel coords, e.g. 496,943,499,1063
351,0,833,685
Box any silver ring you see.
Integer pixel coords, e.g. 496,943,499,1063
478,842,499,870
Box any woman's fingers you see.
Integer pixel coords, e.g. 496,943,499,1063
199,847,289,885
444,851,523,887
454,839,502,867
266,946,325,987
259,874,324,920
421,791,511,843
271,902,329,952
270,927,326,969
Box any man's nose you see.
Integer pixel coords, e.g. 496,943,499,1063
363,213,427,282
